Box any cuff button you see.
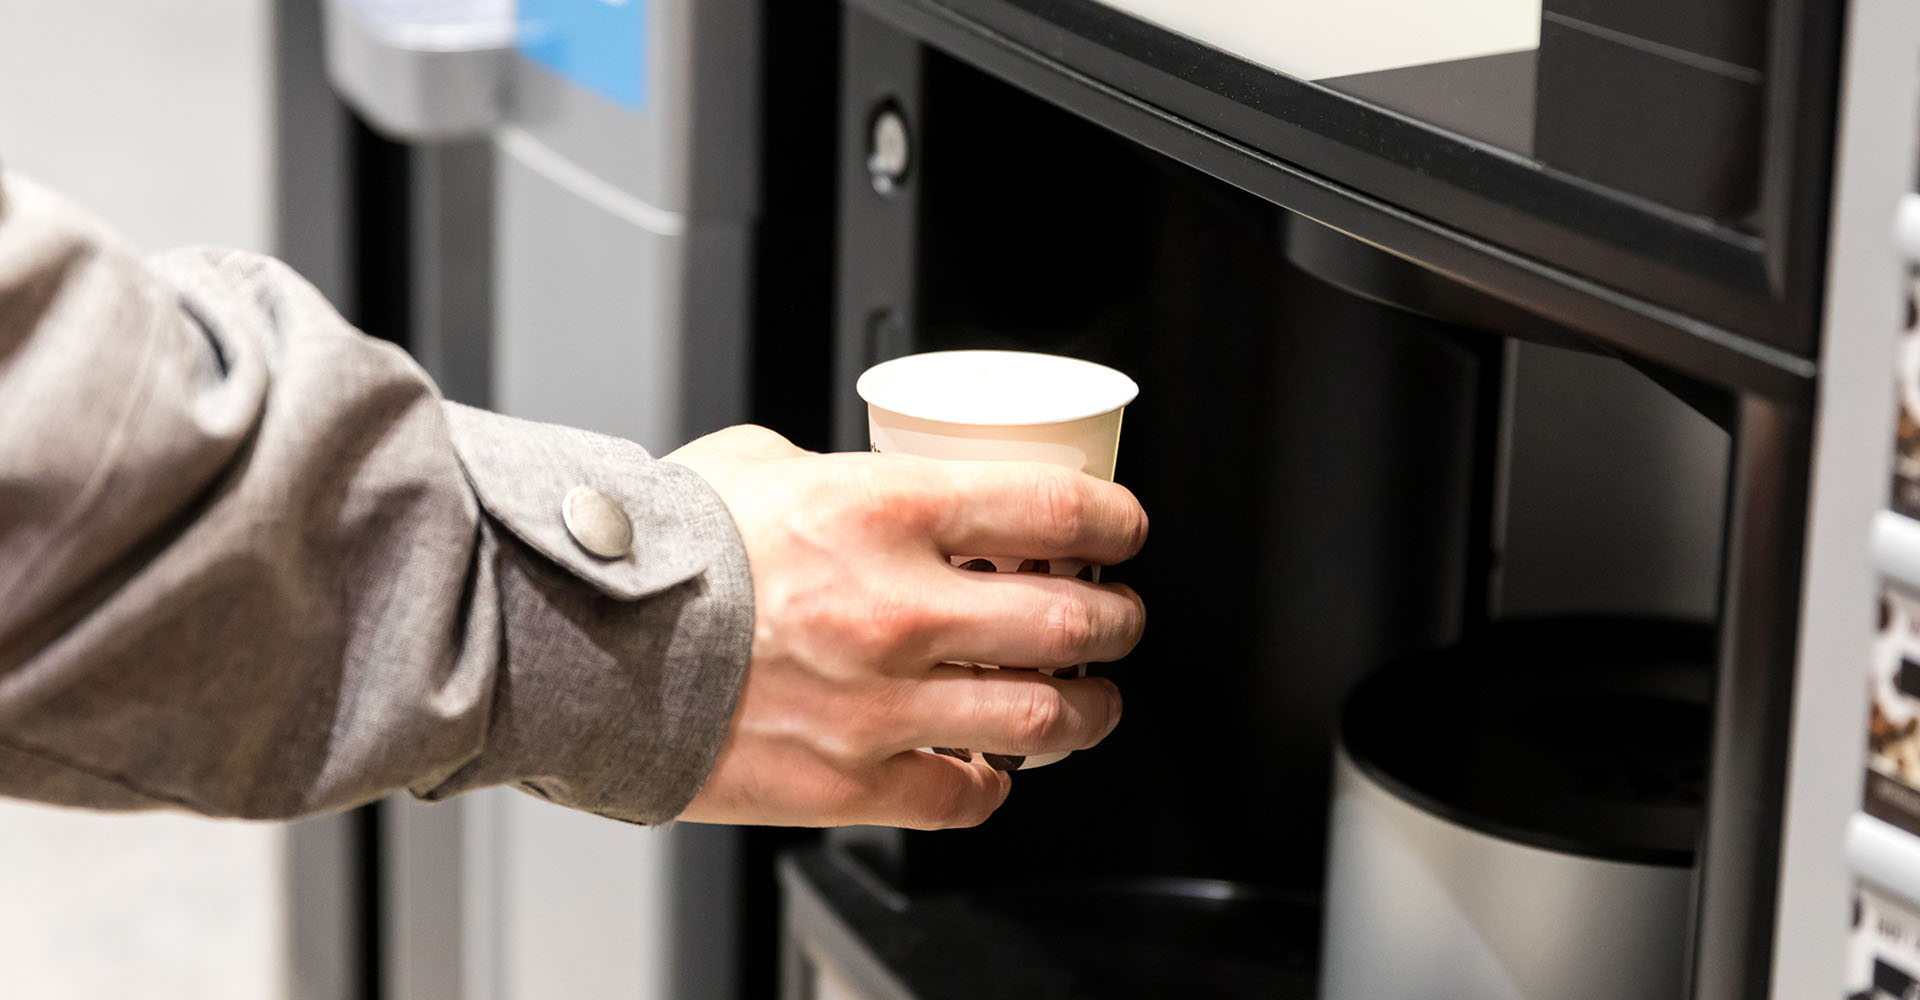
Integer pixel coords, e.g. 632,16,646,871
562,485,634,560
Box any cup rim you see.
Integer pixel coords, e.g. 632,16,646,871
857,350,1140,427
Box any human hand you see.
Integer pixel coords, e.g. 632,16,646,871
665,425,1148,829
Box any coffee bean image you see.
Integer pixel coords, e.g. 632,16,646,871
1052,666,1081,680
933,747,973,763
957,558,997,573
1075,564,1095,582
1018,558,1050,574
983,753,1026,772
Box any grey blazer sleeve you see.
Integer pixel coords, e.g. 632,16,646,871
0,172,754,824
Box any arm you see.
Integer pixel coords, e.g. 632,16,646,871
0,171,1150,830
0,171,752,822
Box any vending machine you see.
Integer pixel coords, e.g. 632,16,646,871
781,0,1920,997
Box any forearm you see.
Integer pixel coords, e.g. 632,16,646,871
0,172,752,822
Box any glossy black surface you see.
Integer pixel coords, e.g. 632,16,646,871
1343,617,1714,865
848,0,1840,375
781,847,1320,1000
834,43,1493,895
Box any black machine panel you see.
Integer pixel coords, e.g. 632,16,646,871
849,0,1841,373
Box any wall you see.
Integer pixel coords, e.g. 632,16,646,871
0,2,286,998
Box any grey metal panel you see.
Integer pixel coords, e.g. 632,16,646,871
287,812,361,1000
383,798,471,1000
278,4,363,999
682,0,763,218
490,794,741,1000
494,137,684,451
277,0,356,313
407,140,495,408
1769,0,1919,994
504,0,759,219
493,129,757,450
1690,395,1812,1000
484,131,754,997
321,0,511,142
680,220,755,441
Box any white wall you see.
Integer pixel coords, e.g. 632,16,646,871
0,0,273,253
0,2,285,998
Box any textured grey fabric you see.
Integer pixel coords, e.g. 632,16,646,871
0,172,755,824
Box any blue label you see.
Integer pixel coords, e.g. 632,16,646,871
517,0,647,110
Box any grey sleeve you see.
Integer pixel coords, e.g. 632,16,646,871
0,171,754,824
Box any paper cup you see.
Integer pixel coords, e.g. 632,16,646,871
857,350,1139,770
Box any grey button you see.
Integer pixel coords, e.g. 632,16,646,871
868,105,911,195
562,485,633,560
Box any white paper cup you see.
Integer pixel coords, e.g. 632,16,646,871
857,350,1139,770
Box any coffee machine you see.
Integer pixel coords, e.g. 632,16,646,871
779,0,1920,997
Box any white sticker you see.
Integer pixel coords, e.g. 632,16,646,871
1089,0,1541,82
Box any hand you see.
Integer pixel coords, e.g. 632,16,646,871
665,425,1148,829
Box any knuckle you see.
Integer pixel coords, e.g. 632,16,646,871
1043,589,1098,660
1014,684,1069,752
850,682,914,755
725,422,778,444
719,423,797,458
1032,469,1088,551
847,462,936,535
861,590,934,653
820,601,884,659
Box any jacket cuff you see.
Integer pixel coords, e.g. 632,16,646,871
434,403,755,822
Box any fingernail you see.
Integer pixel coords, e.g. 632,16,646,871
1103,684,1123,738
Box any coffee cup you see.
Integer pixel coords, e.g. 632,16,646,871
857,349,1138,769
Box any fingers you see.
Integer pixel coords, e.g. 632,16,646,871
680,740,1011,830
922,574,1146,668
861,751,1013,830
926,461,1149,565
895,666,1122,758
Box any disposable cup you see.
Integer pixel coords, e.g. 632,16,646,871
857,349,1139,770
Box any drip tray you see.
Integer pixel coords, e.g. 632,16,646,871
779,846,1319,1000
